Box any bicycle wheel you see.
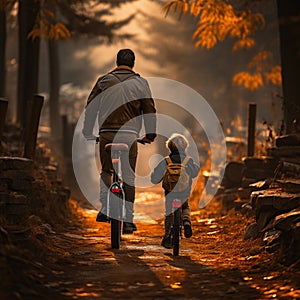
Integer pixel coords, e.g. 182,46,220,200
109,183,122,249
173,208,181,256
111,219,121,249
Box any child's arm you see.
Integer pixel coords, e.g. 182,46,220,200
150,159,167,184
187,158,200,178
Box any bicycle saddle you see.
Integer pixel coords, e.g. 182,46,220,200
105,143,129,152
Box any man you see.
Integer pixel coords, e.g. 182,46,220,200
83,49,156,234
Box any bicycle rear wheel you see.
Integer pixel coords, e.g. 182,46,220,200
173,208,181,256
111,219,121,249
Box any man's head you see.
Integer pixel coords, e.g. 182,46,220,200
116,49,135,68
166,133,189,152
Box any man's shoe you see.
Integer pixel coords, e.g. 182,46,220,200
122,222,137,234
96,211,110,223
161,235,173,249
183,221,193,238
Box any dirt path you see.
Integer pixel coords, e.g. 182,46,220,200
34,193,300,300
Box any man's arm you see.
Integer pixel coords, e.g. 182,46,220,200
86,76,103,106
142,96,157,142
83,77,103,138
140,80,157,142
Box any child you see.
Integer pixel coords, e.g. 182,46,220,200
151,133,200,249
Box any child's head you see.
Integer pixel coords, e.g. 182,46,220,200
166,133,189,152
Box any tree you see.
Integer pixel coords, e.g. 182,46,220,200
37,0,134,140
1,0,134,138
17,0,40,128
276,0,300,133
0,4,6,97
0,0,15,98
164,0,300,133
0,5,6,97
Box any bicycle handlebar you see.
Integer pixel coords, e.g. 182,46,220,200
86,136,150,145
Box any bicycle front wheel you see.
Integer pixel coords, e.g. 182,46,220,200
173,208,181,256
111,219,121,249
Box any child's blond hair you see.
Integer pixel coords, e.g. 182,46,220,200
166,133,189,152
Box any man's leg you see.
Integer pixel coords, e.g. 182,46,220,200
96,133,113,221
120,136,138,233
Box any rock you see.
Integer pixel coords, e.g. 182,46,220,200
244,223,260,240
279,161,300,176
263,229,282,246
251,190,300,212
221,161,245,188
0,226,12,244
238,187,255,200
241,178,260,188
249,179,272,190
277,179,300,193
243,168,275,180
242,156,279,171
276,133,300,147
267,146,300,158
250,190,300,230
0,157,34,171
273,209,300,231
240,203,253,216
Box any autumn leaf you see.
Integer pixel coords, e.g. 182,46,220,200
232,37,255,51
265,66,282,85
232,72,263,91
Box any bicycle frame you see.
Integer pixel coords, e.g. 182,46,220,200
107,151,126,221
104,143,129,249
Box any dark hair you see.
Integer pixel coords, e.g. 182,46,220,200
116,49,135,68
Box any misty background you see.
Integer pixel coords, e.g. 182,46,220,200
6,0,283,136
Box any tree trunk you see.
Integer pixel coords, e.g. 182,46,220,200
48,39,62,141
0,8,6,97
276,0,300,134
17,0,40,128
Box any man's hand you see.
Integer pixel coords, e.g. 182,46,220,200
137,135,153,145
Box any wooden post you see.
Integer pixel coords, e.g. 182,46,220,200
61,114,69,158
23,94,44,159
247,103,257,157
0,98,8,148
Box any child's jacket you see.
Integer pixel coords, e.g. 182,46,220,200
151,150,200,199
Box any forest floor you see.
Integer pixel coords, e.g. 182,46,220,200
10,190,299,300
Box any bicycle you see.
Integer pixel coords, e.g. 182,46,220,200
103,142,128,249
92,137,149,249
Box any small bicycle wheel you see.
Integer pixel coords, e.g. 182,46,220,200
173,208,181,256
111,219,121,249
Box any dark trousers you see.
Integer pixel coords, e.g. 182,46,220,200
99,132,137,222
164,196,191,235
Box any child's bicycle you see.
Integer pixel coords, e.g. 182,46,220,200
170,198,183,256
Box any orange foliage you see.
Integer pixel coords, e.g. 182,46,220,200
265,65,282,85
164,0,265,50
232,51,282,90
232,72,263,91
163,1,282,91
28,7,71,40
